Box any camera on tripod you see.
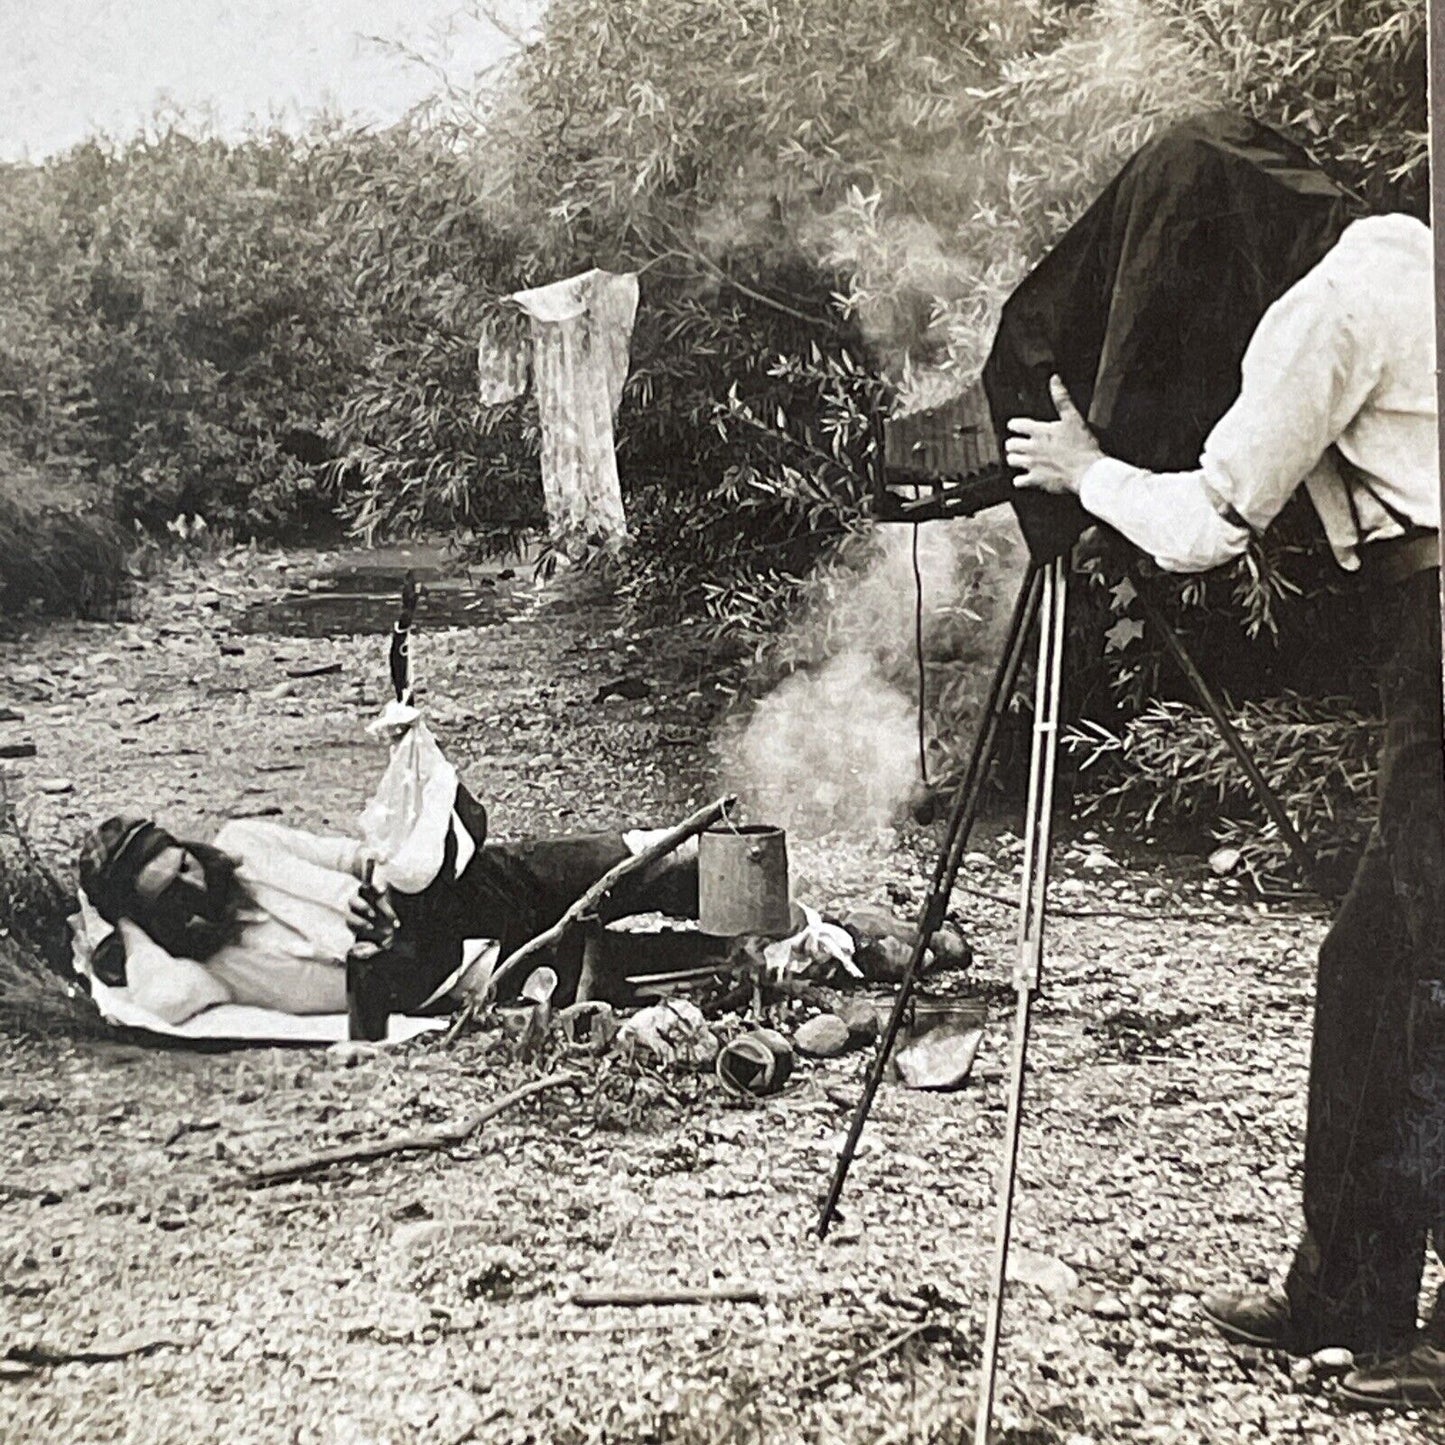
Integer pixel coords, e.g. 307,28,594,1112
871,383,1014,526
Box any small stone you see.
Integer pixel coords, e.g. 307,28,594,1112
36,778,73,795
1007,1247,1080,1299
857,933,914,984
930,925,972,969
1310,1346,1354,1374
1209,846,1242,876
326,1041,379,1067
835,1000,878,1045
1092,1294,1130,1320
392,1221,452,1254
794,1014,851,1058
1289,1356,1315,1386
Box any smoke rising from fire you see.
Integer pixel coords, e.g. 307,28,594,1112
720,510,1028,838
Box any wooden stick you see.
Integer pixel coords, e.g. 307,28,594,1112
243,1071,581,1188
798,1321,929,1395
570,1286,764,1308
441,796,736,1046
6,1331,194,1367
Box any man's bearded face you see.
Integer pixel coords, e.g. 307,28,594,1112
127,835,239,960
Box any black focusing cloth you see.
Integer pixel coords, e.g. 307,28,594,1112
982,111,1355,563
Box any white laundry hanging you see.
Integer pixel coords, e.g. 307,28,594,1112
489,268,638,556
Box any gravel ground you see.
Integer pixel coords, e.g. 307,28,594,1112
1,548,1442,1444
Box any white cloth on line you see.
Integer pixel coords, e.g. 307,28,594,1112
476,313,530,407
505,268,638,556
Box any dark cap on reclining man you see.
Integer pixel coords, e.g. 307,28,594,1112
79,814,241,966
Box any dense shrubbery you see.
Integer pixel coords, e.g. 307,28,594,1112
0,0,1425,863
1063,692,1382,889
0,130,360,548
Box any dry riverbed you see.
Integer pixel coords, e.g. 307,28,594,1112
1,547,1440,1444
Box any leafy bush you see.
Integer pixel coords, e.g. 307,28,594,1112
0,128,361,546
0,460,127,620
1063,693,1380,885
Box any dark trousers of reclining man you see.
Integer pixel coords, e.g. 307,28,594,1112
78,790,717,1027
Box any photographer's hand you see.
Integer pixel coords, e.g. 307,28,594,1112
1005,376,1104,495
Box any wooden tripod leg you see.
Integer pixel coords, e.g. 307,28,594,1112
816,564,1045,1239
974,557,1068,1445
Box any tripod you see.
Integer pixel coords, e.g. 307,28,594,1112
815,549,1326,1445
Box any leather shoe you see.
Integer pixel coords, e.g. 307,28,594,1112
1339,1341,1445,1409
1199,1286,1301,1352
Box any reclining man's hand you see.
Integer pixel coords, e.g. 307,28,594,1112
1005,376,1104,495
348,861,399,950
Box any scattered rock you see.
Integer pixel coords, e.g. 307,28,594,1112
36,778,73,795
327,1042,380,1067
1091,1295,1131,1320
1007,1248,1081,1299
894,1025,982,1091
854,932,915,984
930,925,972,969
793,1014,850,1058
835,1000,879,1045
594,677,651,703
0,741,37,759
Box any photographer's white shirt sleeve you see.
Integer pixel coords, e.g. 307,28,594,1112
1074,215,1436,574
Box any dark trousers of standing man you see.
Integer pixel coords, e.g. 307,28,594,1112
1285,561,1445,1353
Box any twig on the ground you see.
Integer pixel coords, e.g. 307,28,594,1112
5,1330,194,1367
797,1320,930,1395
443,794,736,1045
570,1285,764,1308
241,1071,581,1188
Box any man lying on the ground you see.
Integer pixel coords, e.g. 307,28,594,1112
76,803,706,1027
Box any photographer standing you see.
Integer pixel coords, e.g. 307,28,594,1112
1007,212,1444,1407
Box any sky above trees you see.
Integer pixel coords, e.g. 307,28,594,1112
0,0,535,162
